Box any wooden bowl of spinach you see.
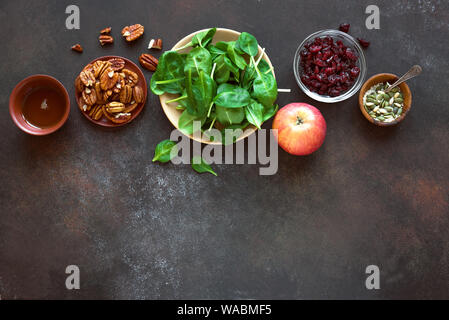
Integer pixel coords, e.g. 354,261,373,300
151,28,278,145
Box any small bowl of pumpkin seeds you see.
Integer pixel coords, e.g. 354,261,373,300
359,73,412,126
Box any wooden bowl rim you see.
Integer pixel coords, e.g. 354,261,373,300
359,73,412,126
159,28,275,145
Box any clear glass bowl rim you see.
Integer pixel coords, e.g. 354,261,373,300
293,29,367,103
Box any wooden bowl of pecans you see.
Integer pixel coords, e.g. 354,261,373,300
75,56,147,127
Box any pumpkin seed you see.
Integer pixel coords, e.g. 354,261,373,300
395,97,404,103
397,108,403,116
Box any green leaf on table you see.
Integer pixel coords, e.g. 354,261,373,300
153,140,177,163
191,156,218,176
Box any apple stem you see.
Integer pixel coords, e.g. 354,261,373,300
296,116,303,125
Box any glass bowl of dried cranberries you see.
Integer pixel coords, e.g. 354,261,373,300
293,29,367,103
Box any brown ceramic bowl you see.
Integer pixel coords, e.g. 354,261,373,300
9,75,70,135
75,56,147,127
160,28,275,145
359,73,412,126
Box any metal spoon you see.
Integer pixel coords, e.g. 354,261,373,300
385,65,422,93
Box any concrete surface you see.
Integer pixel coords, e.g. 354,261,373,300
0,0,448,299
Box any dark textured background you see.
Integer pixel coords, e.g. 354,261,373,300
0,0,448,299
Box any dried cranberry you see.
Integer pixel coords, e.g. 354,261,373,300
345,48,358,61
357,38,370,48
339,23,350,33
350,66,360,78
309,45,322,53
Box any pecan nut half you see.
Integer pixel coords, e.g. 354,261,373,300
120,85,133,104
79,69,95,87
99,35,114,46
106,101,125,113
93,60,111,78
139,54,158,71
133,86,144,103
100,27,111,34
71,44,83,53
103,106,132,124
100,68,119,90
122,69,139,87
108,58,125,71
113,76,125,93
75,76,84,92
89,105,104,120
124,102,139,113
148,39,163,50
82,87,97,106
121,24,144,42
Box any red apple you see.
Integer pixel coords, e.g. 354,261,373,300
272,103,326,156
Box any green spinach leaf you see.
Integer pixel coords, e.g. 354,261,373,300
238,32,259,57
214,85,251,108
192,157,218,176
150,51,185,95
184,47,212,79
178,109,205,135
152,140,177,163
245,100,264,129
216,106,245,126
252,72,278,107
227,41,247,70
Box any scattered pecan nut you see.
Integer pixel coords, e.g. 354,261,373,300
79,69,95,87
121,24,144,42
120,85,133,104
148,39,162,50
82,87,97,106
100,68,119,90
108,58,125,71
100,27,111,34
139,53,158,71
99,35,114,46
71,44,83,53
133,86,144,103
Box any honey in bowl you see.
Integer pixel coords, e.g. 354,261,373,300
22,87,66,129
